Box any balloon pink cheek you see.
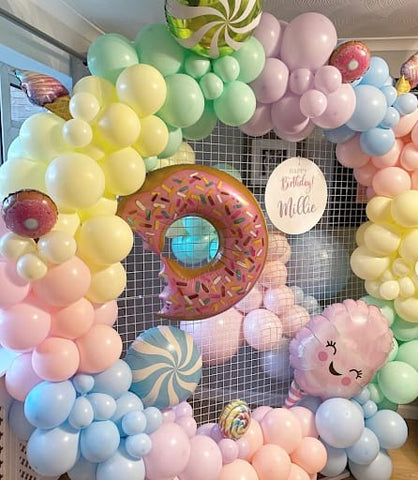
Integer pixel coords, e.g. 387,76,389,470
342,377,351,386
318,351,328,361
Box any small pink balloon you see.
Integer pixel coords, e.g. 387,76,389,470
218,438,239,465
353,161,378,187
174,401,194,419
93,300,118,326
287,463,311,480
219,459,258,480
251,443,292,480
180,435,222,480
372,166,411,197
240,102,273,137
411,121,418,146
236,436,251,460
5,352,42,401
314,65,342,94
251,405,273,423
312,83,356,130
336,134,370,169
238,418,264,462
32,256,91,306
300,89,328,118
281,305,310,338
371,138,403,168
271,94,309,135
176,415,197,438
400,142,418,171
290,437,327,474
289,407,318,438
250,58,289,104
0,261,30,308
235,284,263,313
32,336,80,381
162,408,177,423
253,12,282,58
50,297,94,339
288,68,314,96
393,107,418,137
258,259,288,287
243,309,283,351
263,285,295,316
267,232,291,263
196,422,217,437
260,408,303,454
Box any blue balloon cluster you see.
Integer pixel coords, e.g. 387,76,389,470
319,386,408,479
324,56,418,156
8,359,163,479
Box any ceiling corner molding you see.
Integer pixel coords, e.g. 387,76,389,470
340,36,418,53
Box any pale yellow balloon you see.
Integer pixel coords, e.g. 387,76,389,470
116,63,167,117
0,232,36,260
53,213,80,236
399,229,418,261
380,269,395,282
391,190,418,228
101,147,146,196
62,119,93,147
95,102,141,148
398,276,416,297
86,262,127,303
0,157,47,202
392,258,412,277
76,215,133,265
69,92,101,122
77,144,106,162
166,141,196,164
38,230,77,264
45,152,105,211
133,115,169,158
19,112,69,163
363,223,401,256
78,197,118,222
17,252,48,281
73,75,118,107
365,280,381,298
366,196,393,223
394,296,418,323
355,221,371,246
379,280,400,300
350,246,391,280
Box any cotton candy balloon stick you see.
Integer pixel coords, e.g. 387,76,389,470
284,379,306,408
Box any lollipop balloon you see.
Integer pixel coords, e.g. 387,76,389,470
287,299,393,405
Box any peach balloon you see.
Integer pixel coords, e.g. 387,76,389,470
251,444,291,480
239,419,264,462
219,459,259,480
392,107,418,137
400,142,418,170
263,285,295,316
260,408,303,454
289,407,318,438
281,304,310,337
93,300,118,326
0,260,30,308
76,324,122,373
336,134,369,169
258,260,288,287
32,256,91,306
243,309,283,351
251,405,273,423
267,232,291,263
235,284,263,313
50,297,95,339
372,167,411,198
32,337,80,381
287,463,310,480
290,437,327,474
371,138,402,168
5,352,42,401
353,161,378,187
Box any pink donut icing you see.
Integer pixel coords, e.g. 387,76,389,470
329,41,371,83
117,164,268,320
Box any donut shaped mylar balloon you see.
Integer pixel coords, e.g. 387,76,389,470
117,164,268,320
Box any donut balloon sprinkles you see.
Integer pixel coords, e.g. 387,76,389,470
329,40,371,83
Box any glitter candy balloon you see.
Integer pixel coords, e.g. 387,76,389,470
165,0,262,58
218,399,251,439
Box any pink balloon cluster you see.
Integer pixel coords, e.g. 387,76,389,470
336,107,418,199
241,12,356,141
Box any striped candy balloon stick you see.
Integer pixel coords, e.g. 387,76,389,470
284,379,306,409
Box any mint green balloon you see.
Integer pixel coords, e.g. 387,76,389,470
158,125,183,158
361,295,395,326
396,339,418,371
231,37,265,83
378,360,418,404
199,73,224,100
213,163,242,182
158,74,205,128
368,382,385,404
184,54,211,79
135,24,185,77
87,33,138,84
183,102,218,140
391,314,418,341
376,397,398,411
214,80,256,126
144,156,159,172
387,337,399,362
213,56,240,82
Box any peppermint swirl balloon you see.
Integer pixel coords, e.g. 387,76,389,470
125,326,202,408
165,0,263,58
218,399,251,439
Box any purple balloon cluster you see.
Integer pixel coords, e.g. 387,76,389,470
240,12,356,141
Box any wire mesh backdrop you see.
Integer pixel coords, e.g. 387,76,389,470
117,124,367,426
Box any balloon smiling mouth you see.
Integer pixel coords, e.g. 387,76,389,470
329,361,342,376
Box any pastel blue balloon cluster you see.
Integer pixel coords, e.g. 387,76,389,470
10,359,163,479
324,56,418,156
318,387,408,479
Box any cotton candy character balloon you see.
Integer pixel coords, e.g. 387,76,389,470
288,299,393,401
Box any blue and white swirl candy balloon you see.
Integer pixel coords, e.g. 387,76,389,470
125,326,202,408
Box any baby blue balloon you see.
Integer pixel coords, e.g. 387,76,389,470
125,433,152,459
68,396,94,430
111,392,144,435
360,57,390,88
380,86,398,107
80,420,120,463
182,216,215,236
24,380,76,429
92,359,133,399
346,85,387,132
362,399,378,419
348,450,393,480
144,406,163,434
360,127,395,156
96,443,146,480
380,107,400,129
393,92,418,115
86,393,117,421
346,427,380,465
323,124,356,144
68,456,97,480
320,442,347,477
365,409,408,450
8,400,35,441
72,374,95,395
121,410,147,436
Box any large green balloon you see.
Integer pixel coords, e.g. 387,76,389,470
377,360,418,404
231,36,265,83
396,339,418,371
183,102,218,140
87,33,138,84
213,81,256,126
158,125,183,158
391,314,418,341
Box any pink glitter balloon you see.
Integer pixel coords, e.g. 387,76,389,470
289,299,393,399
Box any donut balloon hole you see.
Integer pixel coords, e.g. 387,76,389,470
117,164,268,320
329,41,371,83
2,189,58,238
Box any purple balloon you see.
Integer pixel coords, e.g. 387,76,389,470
289,68,314,95
314,65,342,94
240,102,273,137
271,94,309,134
250,57,289,104
274,121,315,142
300,89,328,118
218,438,239,465
253,12,283,58
312,83,356,129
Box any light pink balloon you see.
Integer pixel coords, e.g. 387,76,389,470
371,138,403,168
235,284,263,313
218,459,258,480
271,94,309,135
314,65,342,94
50,297,94,339
300,89,327,118
281,305,310,338
251,443,292,480
336,134,370,169
393,108,418,137
288,69,314,96
399,142,418,170
312,83,356,129
244,309,283,351
32,256,91,307
196,422,217,437
287,463,311,480
180,308,243,366
250,58,289,104
411,121,418,146
218,438,239,465
353,161,378,187
274,121,315,143
251,405,273,423
162,408,176,423
253,12,282,58
260,408,303,454
372,166,411,197
411,169,418,189
236,437,251,460
93,300,118,326
264,285,295,316
179,435,222,480
258,259,288,287
0,297,51,351
238,418,264,462
289,406,318,438
280,13,337,71
240,102,273,137
176,415,197,438
267,232,291,263
5,352,42,401
290,437,327,475
144,423,191,480
32,336,80,381
0,261,30,308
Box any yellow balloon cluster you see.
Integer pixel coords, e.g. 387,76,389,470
351,191,418,323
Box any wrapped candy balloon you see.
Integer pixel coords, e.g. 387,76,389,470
286,299,393,406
